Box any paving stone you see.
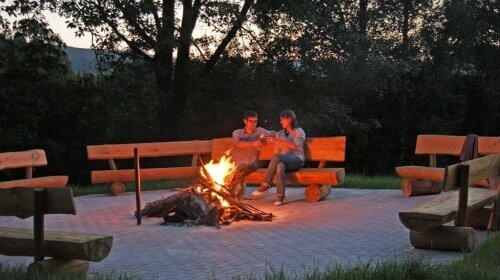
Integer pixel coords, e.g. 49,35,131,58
0,187,487,279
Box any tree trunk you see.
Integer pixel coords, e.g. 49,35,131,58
358,0,368,36
163,0,202,139
205,0,255,70
401,0,412,60
154,0,175,138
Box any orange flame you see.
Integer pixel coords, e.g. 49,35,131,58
200,154,236,208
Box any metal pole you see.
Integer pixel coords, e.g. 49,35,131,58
33,188,45,262
134,148,142,225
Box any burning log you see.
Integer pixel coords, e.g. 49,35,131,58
139,155,273,226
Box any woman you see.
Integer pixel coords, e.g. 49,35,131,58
252,110,305,206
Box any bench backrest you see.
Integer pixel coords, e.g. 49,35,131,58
415,135,499,156
0,187,76,219
478,137,500,156
211,136,346,162
0,150,48,171
415,135,466,156
443,153,500,227
87,140,213,160
443,153,500,191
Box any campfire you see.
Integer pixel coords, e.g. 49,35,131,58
139,155,273,226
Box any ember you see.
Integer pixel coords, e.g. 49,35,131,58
139,156,273,226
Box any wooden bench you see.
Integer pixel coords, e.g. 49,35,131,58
395,135,499,196
212,136,346,202
398,153,500,251
87,140,213,195
0,149,68,189
0,187,113,275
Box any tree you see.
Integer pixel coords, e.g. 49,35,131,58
55,0,257,139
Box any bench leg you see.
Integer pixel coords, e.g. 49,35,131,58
410,226,476,252
34,189,45,262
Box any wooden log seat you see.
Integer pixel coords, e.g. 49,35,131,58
398,154,500,251
87,140,214,195
0,150,68,189
0,187,113,275
211,136,346,202
395,135,499,196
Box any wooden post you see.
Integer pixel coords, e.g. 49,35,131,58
107,159,117,170
134,148,142,225
456,163,470,227
107,159,126,196
488,188,500,230
26,167,33,179
466,208,491,230
192,154,199,167
429,154,437,192
33,188,45,262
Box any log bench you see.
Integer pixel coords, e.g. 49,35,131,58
0,187,113,275
398,154,500,251
87,140,213,195
0,149,68,189
395,135,499,196
211,136,346,202
87,136,346,202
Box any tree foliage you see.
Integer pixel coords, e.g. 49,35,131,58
0,0,498,182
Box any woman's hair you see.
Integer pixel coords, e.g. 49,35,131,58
280,109,298,128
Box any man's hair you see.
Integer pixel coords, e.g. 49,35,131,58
244,110,258,120
280,109,298,128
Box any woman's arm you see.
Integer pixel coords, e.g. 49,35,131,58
266,136,297,150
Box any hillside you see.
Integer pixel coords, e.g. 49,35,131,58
65,46,97,73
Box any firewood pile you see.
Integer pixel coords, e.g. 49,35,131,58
139,158,273,226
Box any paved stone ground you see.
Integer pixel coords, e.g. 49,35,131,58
0,187,492,279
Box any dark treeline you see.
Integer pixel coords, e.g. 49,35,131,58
0,0,498,184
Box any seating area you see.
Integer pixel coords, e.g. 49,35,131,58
0,134,497,274
87,136,346,202
399,154,500,251
0,150,112,275
0,149,68,189
395,135,499,197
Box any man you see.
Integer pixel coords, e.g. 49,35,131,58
230,111,272,196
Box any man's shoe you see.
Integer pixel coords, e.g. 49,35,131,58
252,183,270,196
274,197,285,206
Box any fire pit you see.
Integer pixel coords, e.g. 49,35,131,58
139,155,273,226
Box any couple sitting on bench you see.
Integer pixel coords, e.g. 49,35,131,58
230,110,305,206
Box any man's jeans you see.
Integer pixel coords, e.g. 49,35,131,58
264,153,303,198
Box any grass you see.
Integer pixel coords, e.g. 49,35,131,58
228,232,500,280
2,232,499,279
342,173,400,189
69,179,190,197
69,174,401,197
0,264,137,280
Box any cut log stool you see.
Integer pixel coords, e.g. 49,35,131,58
110,181,126,196
305,184,332,202
401,179,442,197
410,226,476,252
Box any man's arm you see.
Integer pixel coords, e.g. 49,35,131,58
232,130,262,149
